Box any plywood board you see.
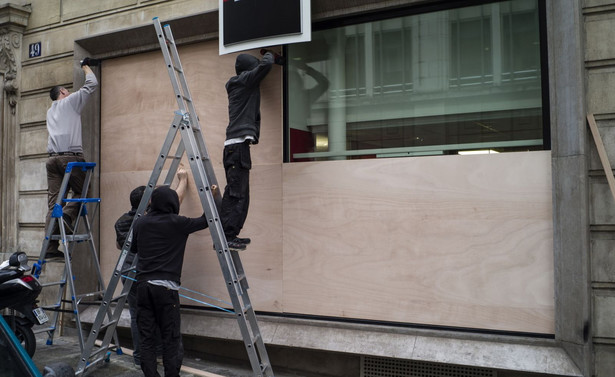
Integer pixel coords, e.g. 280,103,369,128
100,39,554,334
100,40,283,312
283,151,554,333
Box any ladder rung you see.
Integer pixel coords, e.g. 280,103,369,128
62,197,100,203
41,281,66,288
75,290,104,300
88,346,109,359
40,302,63,309
33,326,56,335
99,319,119,331
120,266,135,274
251,333,261,345
49,234,91,241
110,292,129,302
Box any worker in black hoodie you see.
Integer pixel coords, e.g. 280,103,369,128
220,51,281,251
132,185,208,377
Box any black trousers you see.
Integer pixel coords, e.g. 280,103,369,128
137,283,183,377
220,141,251,240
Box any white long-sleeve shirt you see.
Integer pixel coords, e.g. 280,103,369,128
46,72,98,154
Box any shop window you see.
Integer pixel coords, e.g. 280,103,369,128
286,0,546,161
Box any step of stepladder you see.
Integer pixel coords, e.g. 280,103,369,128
75,290,105,304
39,302,62,312
37,160,123,360
49,234,92,242
40,280,66,288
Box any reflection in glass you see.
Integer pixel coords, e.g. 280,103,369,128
287,0,544,161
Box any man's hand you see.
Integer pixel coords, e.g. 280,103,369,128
82,65,93,75
175,167,189,204
177,167,188,182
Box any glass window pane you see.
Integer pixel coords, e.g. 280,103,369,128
287,0,544,161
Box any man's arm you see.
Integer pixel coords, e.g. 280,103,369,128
242,52,274,86
82,65,94,76
67,65,98,112
174,167,188,204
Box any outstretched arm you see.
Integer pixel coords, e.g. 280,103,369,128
175,167,188,204
82,65,93,75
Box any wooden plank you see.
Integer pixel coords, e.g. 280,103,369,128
283,151,554,333
99,41,284,313
587,113,615,203
100,39,554,334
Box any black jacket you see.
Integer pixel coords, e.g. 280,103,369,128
225,52,274,144
132,186,208,284
114,209,137,269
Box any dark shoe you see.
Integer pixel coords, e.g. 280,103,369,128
45,250,64,261
232,236,251,245
227,239,247,251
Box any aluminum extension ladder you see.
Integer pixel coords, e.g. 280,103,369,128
33,161,120,354
75,18,275,376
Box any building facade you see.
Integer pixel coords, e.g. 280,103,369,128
0,0,612,376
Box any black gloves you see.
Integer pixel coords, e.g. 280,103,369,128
260,49,285,65
80,57,100,67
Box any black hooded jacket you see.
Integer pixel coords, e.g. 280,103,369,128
224,52,274,144
132,186,208,284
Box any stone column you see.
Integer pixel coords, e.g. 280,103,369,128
0,4,30,255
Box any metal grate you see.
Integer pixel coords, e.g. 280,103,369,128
361,356,497,377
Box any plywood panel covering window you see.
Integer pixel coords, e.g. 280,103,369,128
100,29,553,334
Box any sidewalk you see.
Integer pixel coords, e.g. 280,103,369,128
30,333,259,377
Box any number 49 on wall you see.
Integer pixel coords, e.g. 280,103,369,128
29,42,41,58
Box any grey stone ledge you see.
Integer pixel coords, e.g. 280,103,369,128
81,307,582,376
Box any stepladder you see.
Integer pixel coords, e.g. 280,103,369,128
33,161,120,356
75,17,275,377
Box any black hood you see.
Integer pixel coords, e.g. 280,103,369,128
235,54,259,75
149,186,179,215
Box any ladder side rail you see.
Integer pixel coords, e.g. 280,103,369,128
243,304,274,376
163,138,185,186
43,261,68,344
244,301,273,373
81,203,105,289
192,129,221,208
57,217,87,351
179,115,273,376
154,19,220,205
79,201,124,351
162,24,203,131
39,168,74,259
154,20,189,114
56,200,109,352
177,116,244,290
76,242,133,375
158,22,214,167
70,165,95,232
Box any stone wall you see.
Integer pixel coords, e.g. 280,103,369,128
584,2,615,375
2,0,613,375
